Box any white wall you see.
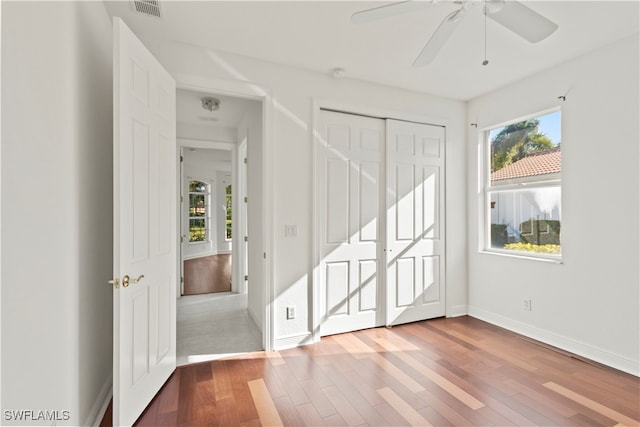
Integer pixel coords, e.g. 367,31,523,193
1,1,113,425
141,38,468,347
467,35,640,375
177,122,236,143
237,103,265,334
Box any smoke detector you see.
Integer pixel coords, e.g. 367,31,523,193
131,0,162,18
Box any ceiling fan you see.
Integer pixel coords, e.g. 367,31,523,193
351,0,558,66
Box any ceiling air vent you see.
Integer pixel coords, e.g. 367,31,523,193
131,0,162,18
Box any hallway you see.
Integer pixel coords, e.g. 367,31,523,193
177,292,262,366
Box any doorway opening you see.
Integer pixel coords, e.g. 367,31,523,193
176,88,262,365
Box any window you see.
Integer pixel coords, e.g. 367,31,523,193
225,184,232,240
484,110,562,258
188,180,209,243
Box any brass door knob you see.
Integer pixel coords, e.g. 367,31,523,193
122,274,144,287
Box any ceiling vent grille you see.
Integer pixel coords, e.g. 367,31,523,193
131,0,162,18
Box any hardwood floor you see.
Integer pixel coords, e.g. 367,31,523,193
105,316,640,426
183,254,232,295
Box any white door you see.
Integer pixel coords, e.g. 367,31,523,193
318,110,384,336
113,18,177,426
238,138,248,294
179,147,185,296
386,119,445,326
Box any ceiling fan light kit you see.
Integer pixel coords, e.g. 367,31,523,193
352,0,558,67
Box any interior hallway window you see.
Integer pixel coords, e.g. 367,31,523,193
189,180,209,242
225,184,232,240
485,110,562,259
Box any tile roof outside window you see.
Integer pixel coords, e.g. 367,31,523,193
491,148,561,182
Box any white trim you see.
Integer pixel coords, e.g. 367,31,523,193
314,98,450,129
0,4,3,421
468,305,640,377
178,138,235,151
310,101,321,344
448,305,468,317
479,249,563,264
274,332,313,351
487,179,561,192
85,378,112,427
263,91,276,352
175,75,275,352
480,109,563,261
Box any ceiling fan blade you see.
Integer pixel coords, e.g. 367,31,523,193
488,1,558,43
413,9,464,67
351,0,435,24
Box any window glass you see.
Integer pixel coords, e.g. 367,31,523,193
486,111,561,258
188,180,209,242
225,184,232,240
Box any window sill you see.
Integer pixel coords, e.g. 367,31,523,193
479,249,563,264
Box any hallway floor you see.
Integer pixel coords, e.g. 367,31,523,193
177,292,262,366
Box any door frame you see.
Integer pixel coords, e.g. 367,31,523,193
311,99,449,343
176,75,275,351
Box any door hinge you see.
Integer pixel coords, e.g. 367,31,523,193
244,236,248,242
263,252,267,259
244,196,248,203
180,195,183,203
180,236,184,243
244,275,248,281
244,157,248,164
180,276,184,283
180,155,184,162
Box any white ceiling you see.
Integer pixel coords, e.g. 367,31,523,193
176,88,258,128
104,1,639,101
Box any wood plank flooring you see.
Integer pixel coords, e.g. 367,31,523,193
183,254,232,295
104,316,640,426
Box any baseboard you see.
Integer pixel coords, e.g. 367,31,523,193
247,305,263,334
183,251,229,261
274,332,313,351
448,304,468,317
467,305,640,377
85,377,112,427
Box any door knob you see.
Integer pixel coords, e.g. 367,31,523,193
122,274,144,287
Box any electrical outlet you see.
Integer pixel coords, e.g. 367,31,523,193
523,299,532,311
286,306,296,319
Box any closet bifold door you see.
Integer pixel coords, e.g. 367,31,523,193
317,110,385,336
385,119,446,326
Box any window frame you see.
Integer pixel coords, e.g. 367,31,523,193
224,184,232,241
481,108,563,262
188,179,211,244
